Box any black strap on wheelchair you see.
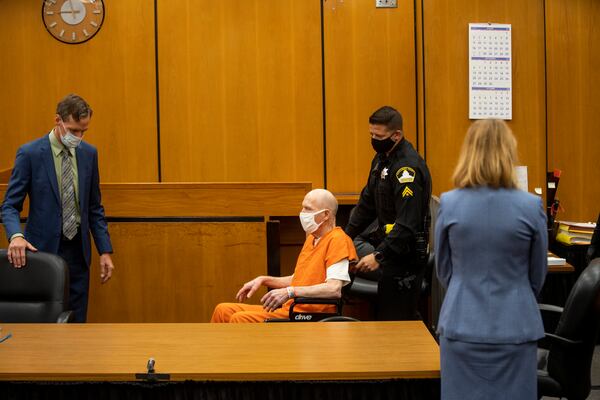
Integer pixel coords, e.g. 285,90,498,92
288,297,342,322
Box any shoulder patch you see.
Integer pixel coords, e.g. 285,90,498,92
396,167,415,183
402,187,414,198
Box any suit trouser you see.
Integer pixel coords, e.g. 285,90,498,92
58,231,89,323
377,262,424,321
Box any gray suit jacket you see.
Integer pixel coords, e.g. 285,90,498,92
434,187,547,344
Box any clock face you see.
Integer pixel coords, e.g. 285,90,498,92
42,0,105,44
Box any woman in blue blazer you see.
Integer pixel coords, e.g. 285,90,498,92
434,119,547,400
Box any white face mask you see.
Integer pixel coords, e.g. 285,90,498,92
59,121,83,149
299,209,326,233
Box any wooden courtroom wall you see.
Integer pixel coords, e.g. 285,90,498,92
157,0,324,185
545,0,600,222
0,0,597,218
0,1,598,323
421,0,547,198
0,0,158,183
88,222,267,323
323,0,417,193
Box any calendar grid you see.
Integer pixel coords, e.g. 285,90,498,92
469,23,512,120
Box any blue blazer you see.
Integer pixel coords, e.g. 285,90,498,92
434,187,547,344
1,135,112,266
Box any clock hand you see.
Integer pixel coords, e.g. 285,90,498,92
59,10,81,14
68,0,76,21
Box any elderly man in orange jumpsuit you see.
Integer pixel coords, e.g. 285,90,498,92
211,189,357,323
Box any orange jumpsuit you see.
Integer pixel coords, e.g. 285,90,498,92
211,227,357,323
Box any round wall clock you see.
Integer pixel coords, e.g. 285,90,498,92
42,0,105,44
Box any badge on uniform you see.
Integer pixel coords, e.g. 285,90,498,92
380,167,389,180
396,167,415,183
402,187,413,198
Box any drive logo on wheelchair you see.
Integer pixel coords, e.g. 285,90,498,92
294,314,313,321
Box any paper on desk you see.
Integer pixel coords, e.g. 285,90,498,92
557,220,596,229
547,256,566,266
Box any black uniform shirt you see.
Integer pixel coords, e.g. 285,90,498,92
346,138,432,262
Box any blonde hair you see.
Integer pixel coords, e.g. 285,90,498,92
452,119,519,189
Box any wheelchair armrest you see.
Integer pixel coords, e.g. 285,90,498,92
264,318,290,323
57,310,73,324
292,297,341,305
289,297,343,319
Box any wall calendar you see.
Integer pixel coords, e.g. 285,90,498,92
469,23,512,120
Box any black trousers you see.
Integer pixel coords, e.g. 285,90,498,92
353,234,424,321
58,231,89,323
377,262,424,321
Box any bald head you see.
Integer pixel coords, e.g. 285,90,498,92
303,189,338,216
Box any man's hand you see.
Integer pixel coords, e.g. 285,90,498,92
99,253,114,284
236,277,263,302
355,253,380,273
260,288,289,312
7,236,37,268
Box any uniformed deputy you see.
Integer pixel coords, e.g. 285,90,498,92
345,106,432,320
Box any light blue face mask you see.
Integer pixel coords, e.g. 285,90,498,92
59,121,83,149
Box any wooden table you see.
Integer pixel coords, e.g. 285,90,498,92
0,321,439,381
0,322,440,399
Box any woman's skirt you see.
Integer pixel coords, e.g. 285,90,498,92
440,336,538,400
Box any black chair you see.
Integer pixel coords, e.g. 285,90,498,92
0,250,72,323
537,257,600,400
265,297,343,322
346,252,435,299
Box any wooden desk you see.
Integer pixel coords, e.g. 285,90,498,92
548,263,575,273
548,252,575,273
0,321,439,381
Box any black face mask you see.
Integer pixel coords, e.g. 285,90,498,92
371,136,396,154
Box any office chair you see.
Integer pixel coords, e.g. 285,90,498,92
0,250,73,323
537,257,600,400
265,297,343,322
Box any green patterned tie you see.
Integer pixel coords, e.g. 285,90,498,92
61,149,77,240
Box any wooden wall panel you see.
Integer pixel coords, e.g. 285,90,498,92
158,0,323,185
546,0,600,222
0,182,311,220
88,222,267,323
0,0,158,182
415,0,426,158
324,0,417,194
423,0,546,197
99,183,311,217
